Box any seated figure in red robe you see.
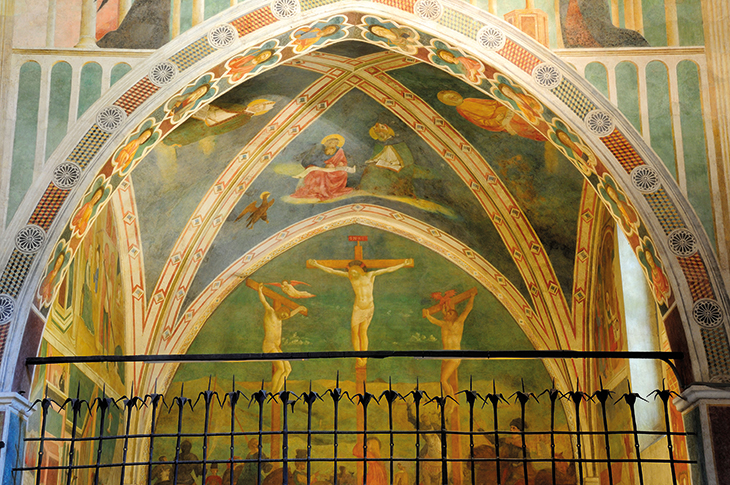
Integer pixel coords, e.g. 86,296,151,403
290,134,354,201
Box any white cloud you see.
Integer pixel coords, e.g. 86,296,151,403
283,332,311,347
409,332,438,343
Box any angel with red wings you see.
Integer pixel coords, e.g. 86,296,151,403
431,289,457,311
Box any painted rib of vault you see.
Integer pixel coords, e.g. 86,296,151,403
0,0,726,388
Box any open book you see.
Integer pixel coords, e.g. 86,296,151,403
293,165,356,178
365,145,404,172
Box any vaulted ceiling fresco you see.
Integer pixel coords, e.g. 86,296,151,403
4,0,730,480
123,40,593,385
22,3,727,410
31,13,679,396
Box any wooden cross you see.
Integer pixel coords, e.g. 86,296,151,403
245,278,308,316
304,236,414,270
424,287,478,316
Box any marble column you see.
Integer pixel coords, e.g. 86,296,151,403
675,386,730,484
0,393,32,484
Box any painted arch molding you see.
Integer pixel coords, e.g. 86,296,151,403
1,0,728,389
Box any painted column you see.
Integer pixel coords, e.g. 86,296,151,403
636,59,651,144
488,0,496,14
667,65,687,194
192,0,205,26
700,0,730,279
0,393,32,485
75,0,98,48
553,0,564,48
664,0,679,46
172,0,182,38
610,0,620,27
45,0,56,47
632,0,643,35
34,63,51,171
67,60,83,127
623,0,635,30
0,0,16,228
119,0,134,23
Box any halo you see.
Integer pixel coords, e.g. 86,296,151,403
369,123,394,140
437,90,462,106
247,98,275,115
321,134,345,147
321,24,341,35
255,49,275,61
436,49,456,63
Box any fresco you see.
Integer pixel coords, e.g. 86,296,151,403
592,213,628,388
388,63,585,300
132,65,323,298
172,67,554,313
29,19,677,342
43,203,127,393
27,343,125,485
25,205,129,485
2,0,720,480
158,226,574,484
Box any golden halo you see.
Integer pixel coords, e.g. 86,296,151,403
369,123,394,140
247,99,275,115
437,90,463,106
321,134,345,147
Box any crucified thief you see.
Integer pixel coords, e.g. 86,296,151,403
308,258,413,366
422,289,476,398
257,283,306,393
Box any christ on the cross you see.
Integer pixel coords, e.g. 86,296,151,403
308,255,413,367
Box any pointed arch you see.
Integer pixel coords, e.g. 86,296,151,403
1,0,727,389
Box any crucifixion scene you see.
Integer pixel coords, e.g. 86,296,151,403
16,10,707,480
308,237,413,367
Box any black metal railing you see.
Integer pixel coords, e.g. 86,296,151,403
16,351,693,485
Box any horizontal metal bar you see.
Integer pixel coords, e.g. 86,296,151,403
25,349,683,365
11,457,698,473
21,429,695,443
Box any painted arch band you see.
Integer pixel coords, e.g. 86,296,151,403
0,0,726,390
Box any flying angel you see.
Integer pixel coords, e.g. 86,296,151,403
235,191,274,229
268,280,316,299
